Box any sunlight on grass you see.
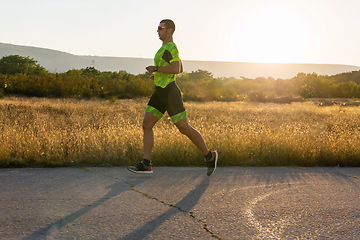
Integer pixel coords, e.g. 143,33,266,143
0,97,359,167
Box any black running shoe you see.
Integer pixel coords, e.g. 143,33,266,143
127,161,153,174
205,150,219,176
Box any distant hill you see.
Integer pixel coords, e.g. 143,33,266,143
1,42,359,79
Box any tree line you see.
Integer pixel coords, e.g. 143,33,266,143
1,55,359,101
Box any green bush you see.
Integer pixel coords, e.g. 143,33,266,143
1,55,359,101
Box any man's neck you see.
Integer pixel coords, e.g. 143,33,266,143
162,36,173,45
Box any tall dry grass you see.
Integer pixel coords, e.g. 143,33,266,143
0,97,359,167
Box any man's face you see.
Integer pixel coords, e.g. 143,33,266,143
157,22,169,40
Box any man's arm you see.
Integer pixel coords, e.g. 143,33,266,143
146,61,183,74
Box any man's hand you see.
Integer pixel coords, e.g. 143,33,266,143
146,61,183,74
146,66,157,73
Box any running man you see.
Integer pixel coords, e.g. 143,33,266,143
127,19,218,176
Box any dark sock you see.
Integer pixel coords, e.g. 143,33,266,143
205,151,213,161
143,159,151,166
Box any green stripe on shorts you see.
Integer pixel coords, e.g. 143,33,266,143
171,110,188,123
145,105,164,119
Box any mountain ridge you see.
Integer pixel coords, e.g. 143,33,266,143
1,42,359,79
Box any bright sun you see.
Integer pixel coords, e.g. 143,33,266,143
237,8,310,63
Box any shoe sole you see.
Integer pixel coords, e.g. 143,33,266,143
127,167,153,174
207,151,219,176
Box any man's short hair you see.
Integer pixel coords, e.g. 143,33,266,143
160,19,175,33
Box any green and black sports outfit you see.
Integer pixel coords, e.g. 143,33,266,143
145,42,188,123
128,41,219,176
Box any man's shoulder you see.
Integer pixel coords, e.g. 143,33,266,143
164,42,178,50
155,42,180,64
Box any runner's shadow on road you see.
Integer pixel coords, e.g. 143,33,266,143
120,176,210,240
22,177,149,240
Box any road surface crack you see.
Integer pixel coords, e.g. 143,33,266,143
129,184,223,239
83,168,223,239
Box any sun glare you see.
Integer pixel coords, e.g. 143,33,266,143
237,7,310,63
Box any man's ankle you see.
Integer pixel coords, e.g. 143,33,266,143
143,159,151,166
204,151,213,161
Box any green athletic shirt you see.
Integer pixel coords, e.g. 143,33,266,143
153,42,181,88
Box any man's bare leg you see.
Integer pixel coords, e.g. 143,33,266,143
174,117,209,155
142,112,160,161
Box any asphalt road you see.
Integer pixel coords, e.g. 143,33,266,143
1,167,359,240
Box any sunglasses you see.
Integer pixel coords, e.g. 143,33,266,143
157,26,167,31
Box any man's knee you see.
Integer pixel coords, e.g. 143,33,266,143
142,121,153,132
143,113,159,132
142,119,156,132
176,122,191,135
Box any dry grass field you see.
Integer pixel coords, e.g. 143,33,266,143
0,97,359,167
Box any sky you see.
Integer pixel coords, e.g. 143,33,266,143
1,0,360,66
